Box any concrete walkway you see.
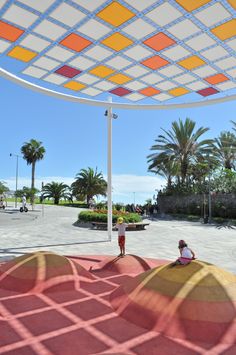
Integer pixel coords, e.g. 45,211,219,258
0,204,235,274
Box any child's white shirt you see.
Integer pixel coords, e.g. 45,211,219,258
181,247,192,258
116,223,128,236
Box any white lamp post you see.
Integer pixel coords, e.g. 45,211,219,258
105,97,118,241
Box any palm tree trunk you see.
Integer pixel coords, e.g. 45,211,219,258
31,162,35,207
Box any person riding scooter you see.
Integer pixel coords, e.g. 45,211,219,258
20,195,28,212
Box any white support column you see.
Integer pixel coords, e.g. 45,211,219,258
107,97,113,241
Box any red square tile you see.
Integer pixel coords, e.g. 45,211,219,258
95,316,147,343
197,87,219,96
3,346,37,355
55,65,81,78
44,287,87,304
110,87,132,96
131,334,198,355
66,299,112,320
0,321,22,346
2,295,48,315
43,328,108,355
80,280,114,295
19,309,73,335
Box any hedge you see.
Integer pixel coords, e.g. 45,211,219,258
78,210,142,223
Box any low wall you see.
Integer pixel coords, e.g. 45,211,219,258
158,193,236,218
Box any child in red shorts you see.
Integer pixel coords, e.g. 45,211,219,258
116,217,128,257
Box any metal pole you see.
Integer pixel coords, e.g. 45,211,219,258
208,173,212,224
107,97,113,241
15,155,18,208
133,192,135,206
41,181,44,217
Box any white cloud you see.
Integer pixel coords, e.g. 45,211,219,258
111,174,164,203
4,174,164,204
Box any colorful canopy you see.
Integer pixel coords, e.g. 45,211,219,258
0,0,236,105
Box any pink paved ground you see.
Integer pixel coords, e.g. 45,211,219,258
0,254,235,355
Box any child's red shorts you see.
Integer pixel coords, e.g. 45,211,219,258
118,235,125,247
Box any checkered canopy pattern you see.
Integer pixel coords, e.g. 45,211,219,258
0,0,236,103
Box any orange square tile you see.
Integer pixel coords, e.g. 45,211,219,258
89,65,115,78
169,87,189,96
227,0,236,10
108,73,132,84
8,46,37,62
141,55,169,70
205,73,229,85
175,0,211,11
178,56,205,70
102,33,133,51
96,1,135,27
143,32,175,51
60,33,92,52
211,19,236,41
0,20,24,42
139,87,161,96
64,81,86,91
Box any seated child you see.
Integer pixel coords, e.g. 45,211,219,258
171,240,195,266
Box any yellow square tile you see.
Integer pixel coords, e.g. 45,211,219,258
227,0,236,10
8,46,37,62
178,56,205,70
108,73,132,84
89,65,115,78
211,19,236,41
169,87,189,96
97,1,135,27
102,33,133,51
64,81,86,91
175,0,211,11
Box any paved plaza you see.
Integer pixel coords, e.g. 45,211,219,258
0,204,235,274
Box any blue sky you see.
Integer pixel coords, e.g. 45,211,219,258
1,75,236,204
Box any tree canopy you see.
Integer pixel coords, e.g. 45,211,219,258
42,182,70,205
71,167,107,204
21,139,45,204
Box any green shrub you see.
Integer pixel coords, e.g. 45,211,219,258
78,210,141,223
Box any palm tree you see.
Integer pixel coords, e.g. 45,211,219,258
21,139,45,203
42,182,70,205
231,120,236,133
0,181,9,195
147,118,213,184
71,167,107,205
211,131,236,170
148,159,179,188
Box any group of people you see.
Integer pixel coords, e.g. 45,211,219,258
115,216,196,265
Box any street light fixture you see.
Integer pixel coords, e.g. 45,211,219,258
10,153,19,208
